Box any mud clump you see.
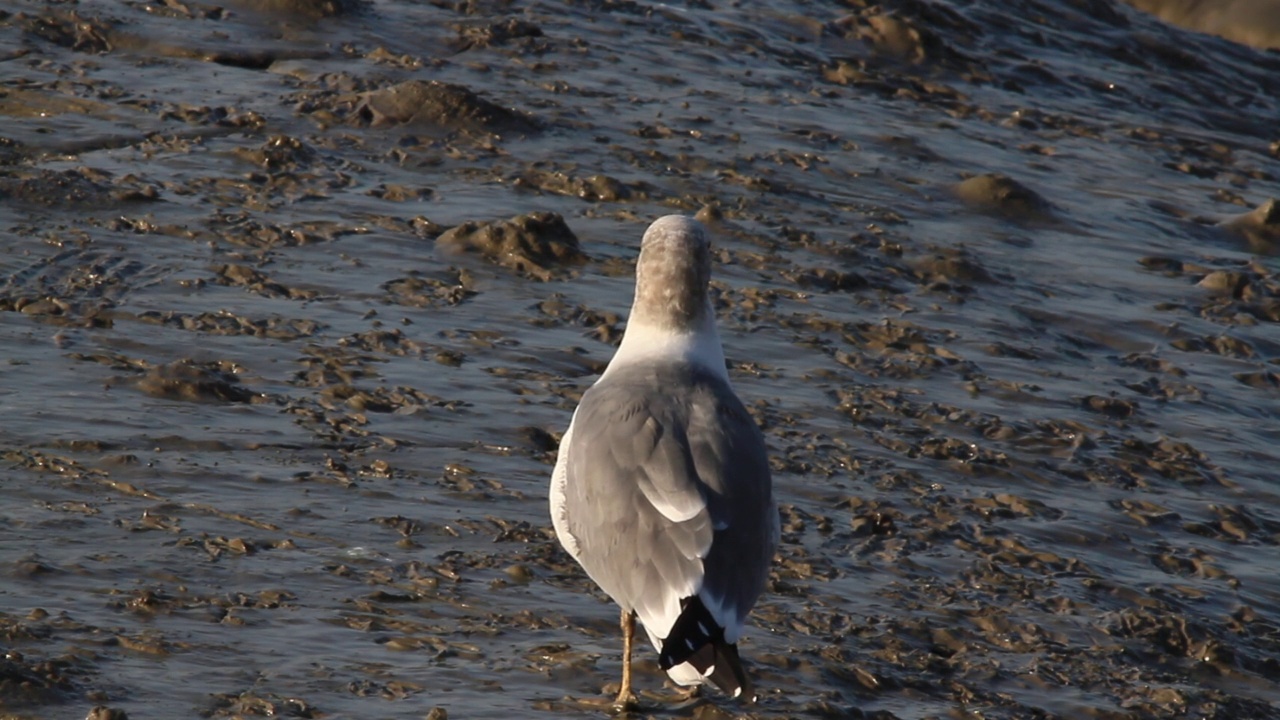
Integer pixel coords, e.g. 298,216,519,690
228,0,366,18
230,135,318,171
913,247,996,286
135,310,321,340
436,212,585,280
382,267,477,308
18,10,115,54
511,170,640,202
784,266,869,293
354,81,537,135
213,264,318,300
1123,0,1280,50
832,8,971,67
317,384,460,414
1218,198,1280,253
1196,269,1249,296
134,361,265,404
954,173,1053,220
453,17,544,51
0,168,156,209
1138,253,1280,326
0,649,79,707
1082,394,1140,419
204,692,318,718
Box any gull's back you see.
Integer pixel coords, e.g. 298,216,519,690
555,357,776,691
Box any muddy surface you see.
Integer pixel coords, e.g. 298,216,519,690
1122,0,1280,49
3,0,1280,718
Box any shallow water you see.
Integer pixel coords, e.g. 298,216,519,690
3,0,1280,718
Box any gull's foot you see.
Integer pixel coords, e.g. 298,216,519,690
611,690,640,713
602,681,640,713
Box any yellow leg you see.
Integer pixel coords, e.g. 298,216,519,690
613,609,639,709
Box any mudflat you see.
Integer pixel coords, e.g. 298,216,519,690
2,1,1280,718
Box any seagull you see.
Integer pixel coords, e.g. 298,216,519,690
549,215,778,707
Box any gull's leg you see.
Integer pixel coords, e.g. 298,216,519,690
613,609,639,709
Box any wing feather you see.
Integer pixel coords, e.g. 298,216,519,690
556,362,774,648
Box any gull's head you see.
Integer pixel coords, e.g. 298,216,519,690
632,215,713,332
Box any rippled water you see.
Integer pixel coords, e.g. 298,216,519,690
3,0,1280,718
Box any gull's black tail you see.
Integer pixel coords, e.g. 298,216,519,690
658,596,754,701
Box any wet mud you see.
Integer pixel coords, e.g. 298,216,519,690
2,0,1280,718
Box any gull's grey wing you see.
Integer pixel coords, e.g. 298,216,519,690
559,361,775,636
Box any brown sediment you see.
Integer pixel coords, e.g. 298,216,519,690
353,80,539,135
953,173,1054,220
1122,0,1280,50
1219,198,1280,253
436,211,586,280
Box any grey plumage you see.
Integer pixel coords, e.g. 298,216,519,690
560,361,774,633
550,215,777,703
